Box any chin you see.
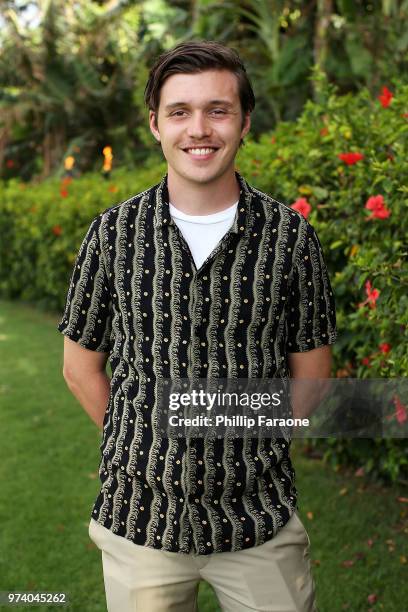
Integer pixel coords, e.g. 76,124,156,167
186,172,219,184
177,166,232,185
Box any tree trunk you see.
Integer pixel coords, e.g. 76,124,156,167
313,0,333,98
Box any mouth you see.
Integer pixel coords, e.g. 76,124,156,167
182,146,220,160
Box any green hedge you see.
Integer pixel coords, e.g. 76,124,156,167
0,163,165,310
1,78,407,482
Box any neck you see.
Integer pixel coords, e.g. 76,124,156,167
167,167,240,215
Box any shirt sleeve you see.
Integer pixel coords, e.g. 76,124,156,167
57,214,112,352
286,221,337,352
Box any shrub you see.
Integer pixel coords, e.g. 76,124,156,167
0,164,165,311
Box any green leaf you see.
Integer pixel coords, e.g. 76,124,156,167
311,186,329,199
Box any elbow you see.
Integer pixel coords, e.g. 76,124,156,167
63,363,78,388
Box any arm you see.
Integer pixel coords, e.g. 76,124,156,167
62,336,111,431
288,344,332,379
288,345,332,420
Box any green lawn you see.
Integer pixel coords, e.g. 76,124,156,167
0,299,406,611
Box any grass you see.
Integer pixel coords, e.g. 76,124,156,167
0,299,407,612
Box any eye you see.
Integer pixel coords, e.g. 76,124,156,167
171,110,187,117
211,109,227,115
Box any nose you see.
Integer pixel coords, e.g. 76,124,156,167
186,111,212,139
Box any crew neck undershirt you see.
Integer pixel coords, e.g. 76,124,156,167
169,201,238,269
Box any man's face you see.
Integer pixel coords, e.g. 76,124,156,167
149,69,251,186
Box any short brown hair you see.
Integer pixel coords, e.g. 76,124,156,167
144,40,255,126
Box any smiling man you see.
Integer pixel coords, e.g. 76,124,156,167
58,41,337,611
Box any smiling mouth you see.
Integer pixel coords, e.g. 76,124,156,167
183,147,219,157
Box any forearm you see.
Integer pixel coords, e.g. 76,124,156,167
64,370,111,431
289,378,329,420
288,345,332,420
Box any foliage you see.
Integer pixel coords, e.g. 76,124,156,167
0,163,165,310
0,76,407,482
312,438,408,485
1,0,408,180
0,0,153,179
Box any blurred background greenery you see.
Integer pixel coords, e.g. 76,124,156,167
1,0,407,180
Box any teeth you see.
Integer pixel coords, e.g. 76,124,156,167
187,148,216,155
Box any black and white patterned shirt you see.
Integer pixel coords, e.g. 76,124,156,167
58,172,337,554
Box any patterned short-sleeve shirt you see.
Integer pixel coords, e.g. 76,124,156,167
58,172,337,554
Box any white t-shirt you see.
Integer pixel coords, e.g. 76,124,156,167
169,201,238,270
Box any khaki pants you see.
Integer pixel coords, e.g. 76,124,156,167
89,512,317,612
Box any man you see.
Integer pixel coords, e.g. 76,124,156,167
58,40,337,612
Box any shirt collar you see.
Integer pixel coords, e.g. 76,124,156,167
154,172,254,236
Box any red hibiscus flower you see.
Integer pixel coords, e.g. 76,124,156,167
361,357,371,367
52,225,63,236
365,194,391,220
337,152,364,165
393,395,407,425
379,342,391,354
60,188,69,198
358,280,380,309
367,594,378,605
378,86,393,108
291,198,312,219
365,280,380,307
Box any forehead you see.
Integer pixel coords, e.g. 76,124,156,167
159,69,240,107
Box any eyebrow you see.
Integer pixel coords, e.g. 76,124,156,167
164,99,235,111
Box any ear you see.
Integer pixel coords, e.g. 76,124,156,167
149,110,160,142
241,113,251,140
